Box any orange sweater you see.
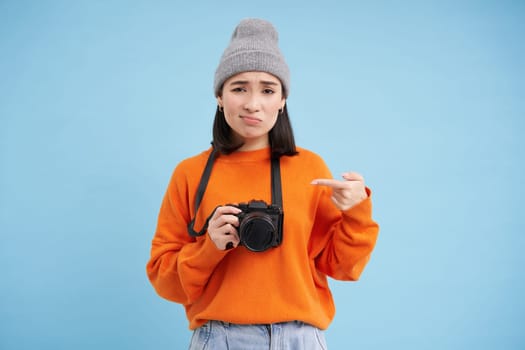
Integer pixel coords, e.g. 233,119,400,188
147,147,379,330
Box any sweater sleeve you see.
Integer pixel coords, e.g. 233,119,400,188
310,186,379,281
146,163,229,305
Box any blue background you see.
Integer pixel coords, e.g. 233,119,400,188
1,1,524,349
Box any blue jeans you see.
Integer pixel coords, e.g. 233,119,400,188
189,320,328,350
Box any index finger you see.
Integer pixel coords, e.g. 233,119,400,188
310,179,348,188
213,205,242,218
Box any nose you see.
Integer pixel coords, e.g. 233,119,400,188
243,93,261,112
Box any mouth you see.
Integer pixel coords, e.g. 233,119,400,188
240,115,262,125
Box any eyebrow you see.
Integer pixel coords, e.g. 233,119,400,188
229,80,279,86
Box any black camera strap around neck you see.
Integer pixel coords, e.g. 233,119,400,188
270,155,283,208
187,148,282,237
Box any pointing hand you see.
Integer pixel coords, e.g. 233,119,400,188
311,172,368,211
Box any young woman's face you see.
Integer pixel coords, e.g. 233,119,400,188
218,71,286,151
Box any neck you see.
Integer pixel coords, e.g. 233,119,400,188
236,136,270,152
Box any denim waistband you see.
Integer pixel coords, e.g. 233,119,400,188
189,320,328,350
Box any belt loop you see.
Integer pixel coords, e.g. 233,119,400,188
219,320,231,328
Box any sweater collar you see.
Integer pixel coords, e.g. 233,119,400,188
216,147,271,163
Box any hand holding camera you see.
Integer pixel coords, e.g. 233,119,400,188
208,200,284,252
207,205,242,250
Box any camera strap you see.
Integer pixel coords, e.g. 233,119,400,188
271,155,283,208
187,147,282,237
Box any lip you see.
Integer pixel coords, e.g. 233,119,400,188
240,115,262,125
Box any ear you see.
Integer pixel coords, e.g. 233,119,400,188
281,98,286,110
217,96,223,108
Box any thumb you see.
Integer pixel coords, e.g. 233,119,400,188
342,172,364,182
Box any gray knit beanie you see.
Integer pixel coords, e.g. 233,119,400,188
214,18,290,97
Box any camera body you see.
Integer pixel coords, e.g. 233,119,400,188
234,200,283,252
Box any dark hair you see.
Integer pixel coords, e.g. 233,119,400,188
212,104,298,159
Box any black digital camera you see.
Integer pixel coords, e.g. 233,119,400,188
233,200,283,252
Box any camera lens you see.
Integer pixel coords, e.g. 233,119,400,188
239,212,276,252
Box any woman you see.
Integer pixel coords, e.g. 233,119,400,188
146,18,379,349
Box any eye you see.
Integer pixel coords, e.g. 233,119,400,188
231,87,246,93
262,88,275,94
